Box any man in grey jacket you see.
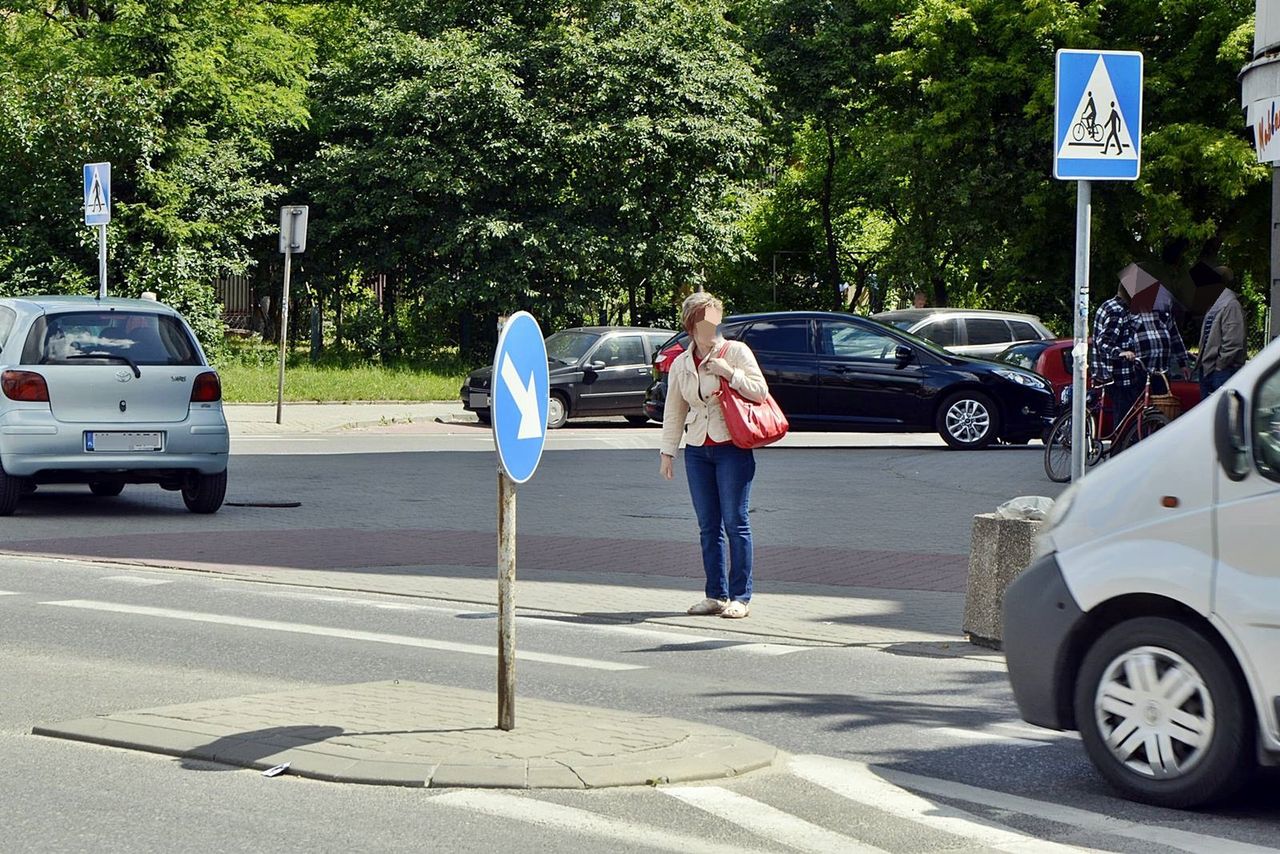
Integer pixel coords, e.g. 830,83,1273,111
1197,267,1247,396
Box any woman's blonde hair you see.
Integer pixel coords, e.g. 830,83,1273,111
680,291,724,336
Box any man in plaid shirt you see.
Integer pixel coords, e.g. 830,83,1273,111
1091,288,1141,422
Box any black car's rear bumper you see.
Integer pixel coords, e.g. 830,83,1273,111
1002,552,1086,730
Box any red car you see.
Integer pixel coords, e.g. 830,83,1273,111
992,338,1200,431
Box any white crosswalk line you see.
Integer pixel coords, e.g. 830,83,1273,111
102,576,173,586
878,765,1277,854
788,755,1097,853
934,726,1053,747
41,600,644,672
0,591,21,596
662,786,887,854
430,791,767,854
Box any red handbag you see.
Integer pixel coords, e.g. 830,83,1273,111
715,344,789,449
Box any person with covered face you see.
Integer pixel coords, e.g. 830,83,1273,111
659,292,769,619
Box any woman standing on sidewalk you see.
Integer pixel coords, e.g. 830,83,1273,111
659,292,769,619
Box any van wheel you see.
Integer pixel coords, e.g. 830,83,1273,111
1074,617,1253,808
89,481,124,497
0,463,23,516
547,393,569,430
182,470,227,514
936,391,999,449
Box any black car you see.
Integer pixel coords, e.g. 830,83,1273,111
462,326,673,428
643,311,1055,449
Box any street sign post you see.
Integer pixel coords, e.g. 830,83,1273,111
1054,50,1143,481
276,206,309,425
490,311,549,730
83,163,111,299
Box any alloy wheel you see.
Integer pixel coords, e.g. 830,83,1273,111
945,399,991,444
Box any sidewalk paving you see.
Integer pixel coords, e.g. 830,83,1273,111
34,681,779,789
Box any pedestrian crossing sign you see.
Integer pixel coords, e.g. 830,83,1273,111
83,162,111,225
1054,50,1143,181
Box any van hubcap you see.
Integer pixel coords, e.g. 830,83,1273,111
945,399,990,443
1094,646,1214,779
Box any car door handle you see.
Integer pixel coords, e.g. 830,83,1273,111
637,368,650,374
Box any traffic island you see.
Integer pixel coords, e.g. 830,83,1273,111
33,681,779,789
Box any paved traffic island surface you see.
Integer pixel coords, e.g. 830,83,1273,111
33,680,779,789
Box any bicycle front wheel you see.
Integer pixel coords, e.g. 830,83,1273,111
1044,412,1074,482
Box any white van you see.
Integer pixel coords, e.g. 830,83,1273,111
1003,337,1280,808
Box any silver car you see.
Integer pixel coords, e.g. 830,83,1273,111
0,296,229,515
872,308,1054,358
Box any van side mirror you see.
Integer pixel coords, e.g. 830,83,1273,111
1214,390,1250,482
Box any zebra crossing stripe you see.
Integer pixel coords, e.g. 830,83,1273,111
429,791,765,854
788,755,1095,853
662,786,888,854
878,765,1277,854
0,591,21,596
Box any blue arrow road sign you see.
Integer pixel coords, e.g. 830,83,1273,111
84,162,111,225
492,312,549,484
1054,50,1143,181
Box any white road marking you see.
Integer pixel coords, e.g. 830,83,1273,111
878,765,1278,854
934,726,1053,747
789,755,1097,853
0,591,22,596
431,791,766,854
41,600,643,672
990,721,1079,740
101,576,173,586
662,786,888,854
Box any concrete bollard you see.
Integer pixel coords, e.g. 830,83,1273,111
963,513,1043,649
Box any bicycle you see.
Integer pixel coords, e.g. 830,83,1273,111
1072,117,1103,143
1044,363,1173,483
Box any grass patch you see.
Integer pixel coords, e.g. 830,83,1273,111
217,339,471,403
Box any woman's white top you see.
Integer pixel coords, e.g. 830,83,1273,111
659,338,769,457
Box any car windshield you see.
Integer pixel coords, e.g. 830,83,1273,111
864,318,953,358
993,342,1049,372
22,311,201,366
545,330,599,364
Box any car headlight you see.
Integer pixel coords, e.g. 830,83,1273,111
994,368,1050,391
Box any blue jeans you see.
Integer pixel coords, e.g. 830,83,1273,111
684,443,755,602
1200,368,1236,398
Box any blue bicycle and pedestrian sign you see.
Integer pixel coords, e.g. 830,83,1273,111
1054,50,1144,181
492,311,550,484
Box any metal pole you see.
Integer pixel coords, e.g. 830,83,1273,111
497,470,517,731
97,223,107,300
276,251,292,425
1270,166,1280,342
1071,180,1092,481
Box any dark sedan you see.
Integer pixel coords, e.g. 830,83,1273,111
643,311,1055,449
462,326,673,428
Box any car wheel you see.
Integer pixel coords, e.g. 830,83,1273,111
547,393,569,430
89,481,124,497
0,463,24,516
182,470,227,514
624,415,650,426
475,409,492,425
1074,617,1253,808
936,391,1000,449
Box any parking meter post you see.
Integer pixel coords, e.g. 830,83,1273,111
1071,180,1092,482
276,250,291,426
497,470,517,731
97,223,107,300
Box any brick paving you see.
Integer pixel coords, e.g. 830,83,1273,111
34,681,778,788
1,527,967,593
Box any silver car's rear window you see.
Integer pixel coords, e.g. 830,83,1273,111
22,311,201,366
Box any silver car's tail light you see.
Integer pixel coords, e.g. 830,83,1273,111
1,370,50,402
190,371,222,402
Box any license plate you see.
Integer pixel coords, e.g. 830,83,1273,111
85,431,164,452
469,393,490,409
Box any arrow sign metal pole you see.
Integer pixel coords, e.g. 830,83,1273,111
497,470,516,730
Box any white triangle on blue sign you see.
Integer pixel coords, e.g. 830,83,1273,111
86,167,107,214
1057,57,1136,161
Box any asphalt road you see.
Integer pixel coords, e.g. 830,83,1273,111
3,435,1277,851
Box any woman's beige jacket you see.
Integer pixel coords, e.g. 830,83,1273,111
660,339,769,457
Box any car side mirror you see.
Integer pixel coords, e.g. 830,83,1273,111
894,345,915,366
587,360,607,371
1214,390,1250,482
